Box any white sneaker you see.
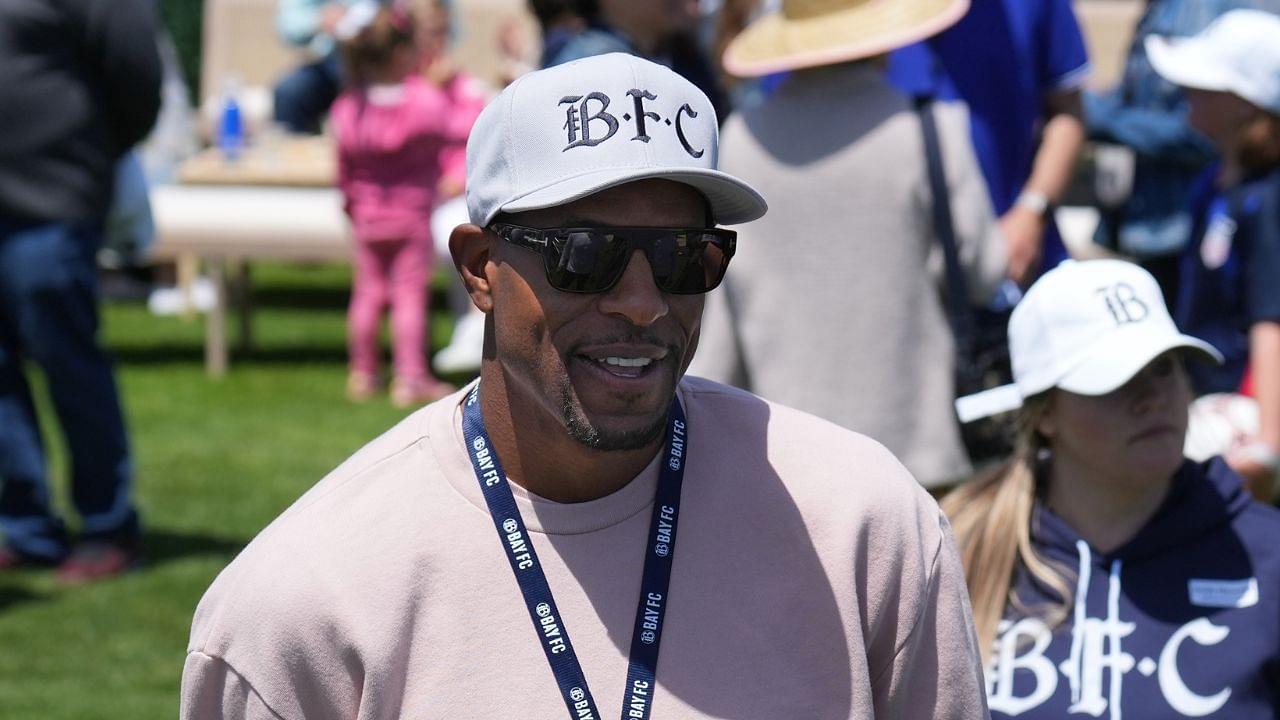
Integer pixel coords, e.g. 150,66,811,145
433,311,484,374
147,277,217,315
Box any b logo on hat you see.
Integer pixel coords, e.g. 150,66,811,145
1096,283,1149,327
559,89,705,158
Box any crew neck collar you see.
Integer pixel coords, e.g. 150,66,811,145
429,381,674,535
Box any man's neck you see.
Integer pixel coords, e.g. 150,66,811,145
599,17,656,57
1217,148,1244,189
476,364,665,503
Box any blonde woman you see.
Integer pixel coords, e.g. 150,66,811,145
948,259,1280,718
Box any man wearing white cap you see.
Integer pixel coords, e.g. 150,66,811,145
179,54,988,719
948,259,1280,718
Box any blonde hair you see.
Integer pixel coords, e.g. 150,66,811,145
941,395,1074,663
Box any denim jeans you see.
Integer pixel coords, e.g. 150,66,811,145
0,218,138,560
272,53,342,135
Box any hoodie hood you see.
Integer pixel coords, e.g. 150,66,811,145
1031,457,1252,566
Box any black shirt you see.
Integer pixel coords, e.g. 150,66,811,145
0,0,162,223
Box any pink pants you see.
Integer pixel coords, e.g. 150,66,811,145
347,233,432,382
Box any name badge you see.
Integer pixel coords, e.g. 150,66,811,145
1188,577,1258,608
1200,214,1237,271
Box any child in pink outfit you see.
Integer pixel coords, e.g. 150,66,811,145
332,4,480,406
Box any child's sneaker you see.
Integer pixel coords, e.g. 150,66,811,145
390,377,455,408
346,372,381,402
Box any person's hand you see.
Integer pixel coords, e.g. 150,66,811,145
437,175,464,200
1001,206,1046,287
423,53,458,87
320,3,347,34
1227,444,1280,503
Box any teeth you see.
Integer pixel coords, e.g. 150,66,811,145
599,356,652,368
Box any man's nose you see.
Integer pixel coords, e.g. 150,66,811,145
597,250,669,326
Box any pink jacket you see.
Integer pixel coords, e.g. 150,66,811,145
332,74,486,242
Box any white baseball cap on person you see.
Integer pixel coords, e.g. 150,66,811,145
956,260,1223,423
1145,9,1280,115
464,53,768,227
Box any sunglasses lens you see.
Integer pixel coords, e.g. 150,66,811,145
531,228,732,294
650,231,731,294
543,230,629,293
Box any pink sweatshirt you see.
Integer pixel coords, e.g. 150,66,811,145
332,74,486,242
181,378,989,718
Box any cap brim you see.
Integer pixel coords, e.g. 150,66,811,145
956,384,1024,424
1057,326,1224,396
490,167,768,226
956,329,1225,423
1145,35,1235,93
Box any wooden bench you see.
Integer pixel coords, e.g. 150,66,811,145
149,182,350,376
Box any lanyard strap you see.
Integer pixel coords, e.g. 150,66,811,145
461,385,687,720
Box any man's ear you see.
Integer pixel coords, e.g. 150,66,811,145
450,223,494,314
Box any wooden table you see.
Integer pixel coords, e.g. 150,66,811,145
177,135,337,187
150,136,350,377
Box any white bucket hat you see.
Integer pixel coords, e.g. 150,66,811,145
956,260,1223,422
1145,9,1280,115
464,53,768,227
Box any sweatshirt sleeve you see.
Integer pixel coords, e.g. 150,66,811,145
86,0,162,153
331,94,355,214
439,78,488,188
181,652,287,720
871,512,990,719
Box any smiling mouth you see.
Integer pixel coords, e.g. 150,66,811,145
580,354,663,378
574,344,672,380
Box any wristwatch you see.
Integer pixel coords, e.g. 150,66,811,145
1015,190,1054,220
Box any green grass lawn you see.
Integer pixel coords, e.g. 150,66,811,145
0,262,472,718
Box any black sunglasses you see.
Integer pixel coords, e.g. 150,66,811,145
489,223,736,295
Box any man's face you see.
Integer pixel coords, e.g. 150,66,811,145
487,179,708,451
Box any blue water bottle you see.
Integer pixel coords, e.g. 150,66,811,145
218,75,244,161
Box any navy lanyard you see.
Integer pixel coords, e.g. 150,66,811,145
461,385,687,720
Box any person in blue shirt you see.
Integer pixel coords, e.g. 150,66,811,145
530,0,630,68
272,0,366,134
1086,0,1280,306
888,0,1090,288
948,259,1280,719
531,0,727,120
1157,10,1280,501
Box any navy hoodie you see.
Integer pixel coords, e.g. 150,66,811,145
987,458,1280,718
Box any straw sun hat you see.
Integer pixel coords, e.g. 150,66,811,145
724,0,970,78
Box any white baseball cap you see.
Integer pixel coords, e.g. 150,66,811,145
956,260,1223,422
464,53,768,227
1145,9,1280,115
